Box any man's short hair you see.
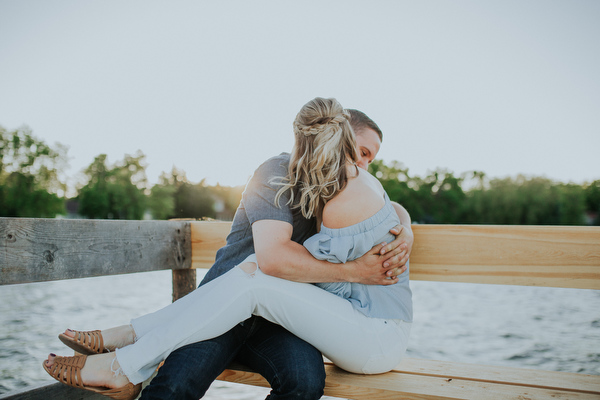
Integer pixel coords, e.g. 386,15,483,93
347,109,383,141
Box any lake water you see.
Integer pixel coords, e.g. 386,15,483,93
1,270,599,399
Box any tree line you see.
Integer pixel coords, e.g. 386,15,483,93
0,126,243,221
369,160,599,225
1,125,598,225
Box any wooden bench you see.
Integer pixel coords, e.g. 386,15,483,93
1,218,599,399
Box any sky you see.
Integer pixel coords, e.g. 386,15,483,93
1,0,599,195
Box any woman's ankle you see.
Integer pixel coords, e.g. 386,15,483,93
129,324,138,343
102,325,136,350
81,353,130,389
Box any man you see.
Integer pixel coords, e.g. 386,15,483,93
140,109,413,400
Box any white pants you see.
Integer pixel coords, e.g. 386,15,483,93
116,255,411,384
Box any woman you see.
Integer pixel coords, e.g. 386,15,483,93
43,97,413,400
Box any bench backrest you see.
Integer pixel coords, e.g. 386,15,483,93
2,218,598,290
190,222,600,289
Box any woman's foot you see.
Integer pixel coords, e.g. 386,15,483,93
62,325,136,352
44,352,131,390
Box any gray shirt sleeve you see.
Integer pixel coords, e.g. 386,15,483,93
242,154,293,226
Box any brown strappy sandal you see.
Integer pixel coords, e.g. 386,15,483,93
59,330,109,355
43,354,141,400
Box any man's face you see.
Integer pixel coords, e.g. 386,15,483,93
355,128,382,170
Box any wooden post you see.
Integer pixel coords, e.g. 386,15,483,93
169,219,196,302
172,269,196,302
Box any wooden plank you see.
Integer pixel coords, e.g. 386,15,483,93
217,363,600,400
216,368,270,389
324,365,600,399
190,222,600,288
410,263,600,288
0,382,106,400
395,358,600,394
7,365,597,400
190,221,231,269
0,218,191,285
410,225,600,289
412,225,600,267
0,369,157,400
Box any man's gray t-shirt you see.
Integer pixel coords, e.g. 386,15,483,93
200,153,316,286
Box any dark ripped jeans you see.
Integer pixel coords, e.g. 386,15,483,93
139,316,326,400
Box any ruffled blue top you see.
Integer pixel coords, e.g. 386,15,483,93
303,193,413,321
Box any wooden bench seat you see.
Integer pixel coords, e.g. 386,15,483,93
200,222,600,399
1,218,599,399
218,358,600,399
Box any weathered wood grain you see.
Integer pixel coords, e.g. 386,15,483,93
172,269,196,302
0,218,191,285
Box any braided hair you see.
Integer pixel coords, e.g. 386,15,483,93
273,97,359,219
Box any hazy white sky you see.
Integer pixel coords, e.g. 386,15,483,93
1,0,598,192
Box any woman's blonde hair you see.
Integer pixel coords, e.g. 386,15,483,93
273,97,358,219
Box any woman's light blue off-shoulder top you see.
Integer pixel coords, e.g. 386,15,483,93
303,193,413,322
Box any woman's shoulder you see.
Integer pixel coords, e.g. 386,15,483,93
322,168,386,229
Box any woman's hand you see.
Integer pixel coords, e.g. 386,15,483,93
348,234,409,285
383,223,414,278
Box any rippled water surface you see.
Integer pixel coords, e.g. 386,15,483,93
1,270,599,398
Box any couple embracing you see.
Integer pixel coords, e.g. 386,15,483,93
44,97,414,400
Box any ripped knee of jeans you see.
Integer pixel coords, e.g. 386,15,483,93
238,261,258,277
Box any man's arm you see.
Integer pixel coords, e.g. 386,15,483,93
385,201,414,277
252,219,405,285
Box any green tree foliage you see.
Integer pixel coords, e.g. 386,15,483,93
147,170,177,220
77,152,147,219
370,160,590,225
369,160,422,219
2,124,594,226
208,183,245,220
146,167,243,220
462,177,585,225
557,184,585,225
584,180,600,225
0,125,66,217
369,161,466,223
171,172,216,219
174,182,213,218
146,167,215,219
